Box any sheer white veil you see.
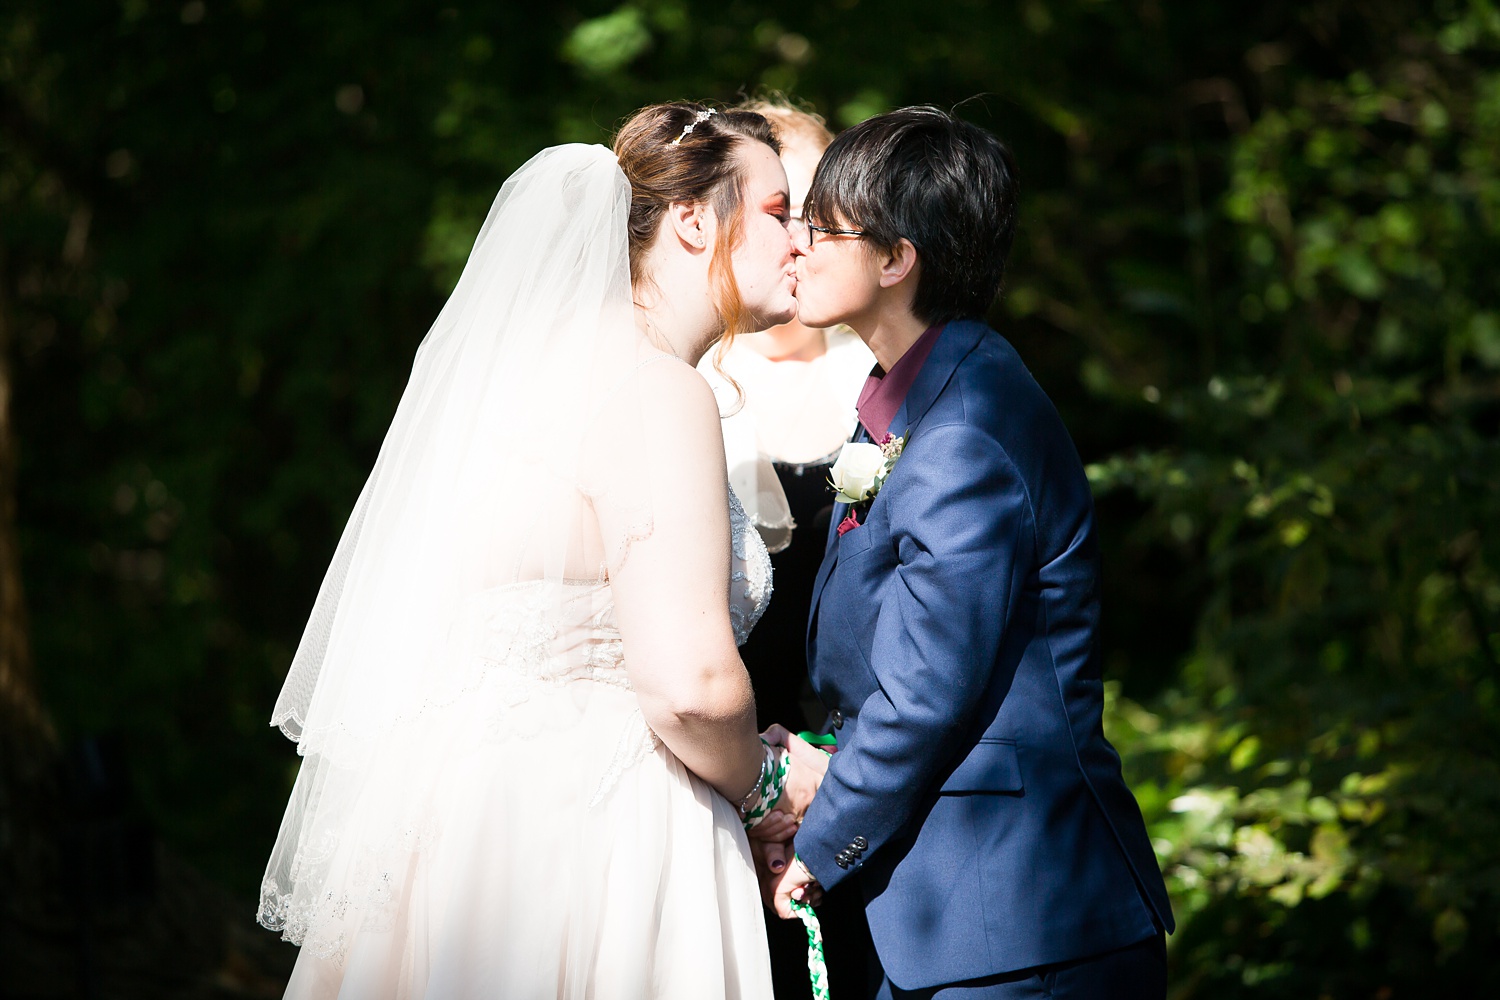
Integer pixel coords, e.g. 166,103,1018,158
258,143,648,951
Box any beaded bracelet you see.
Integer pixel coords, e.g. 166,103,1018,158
739,739,789,831
736,742,772,819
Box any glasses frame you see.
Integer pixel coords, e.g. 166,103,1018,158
788,216,869,251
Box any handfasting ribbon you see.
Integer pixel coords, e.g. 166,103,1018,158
789,733,834,995
739,740,831,996
789,895,831,1000
739,739,789,830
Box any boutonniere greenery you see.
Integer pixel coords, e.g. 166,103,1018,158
829,433,905,535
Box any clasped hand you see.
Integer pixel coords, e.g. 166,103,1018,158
749,724,829,918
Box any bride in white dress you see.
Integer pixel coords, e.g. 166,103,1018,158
256,103,803,999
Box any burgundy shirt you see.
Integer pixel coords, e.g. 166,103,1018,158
855,323,944,442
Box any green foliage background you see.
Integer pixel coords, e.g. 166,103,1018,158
3,0,1496,995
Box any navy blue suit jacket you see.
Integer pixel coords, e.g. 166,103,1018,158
796,320,1173,991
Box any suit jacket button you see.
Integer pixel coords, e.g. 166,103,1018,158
835,855,850,870
853,836,868,850
830,709,844,729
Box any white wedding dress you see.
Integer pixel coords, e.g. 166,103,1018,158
269,486,775,999
258,144,779,999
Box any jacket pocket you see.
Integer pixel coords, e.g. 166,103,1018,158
939,738,1023,794
836,518,875,555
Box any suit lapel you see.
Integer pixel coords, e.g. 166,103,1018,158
805,324,990,665
807,422,870,659
888,397,911,446
894,320,988,441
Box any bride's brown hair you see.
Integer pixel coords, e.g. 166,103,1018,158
613,103,780,340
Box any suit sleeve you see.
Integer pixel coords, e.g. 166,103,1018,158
794,422,1033,889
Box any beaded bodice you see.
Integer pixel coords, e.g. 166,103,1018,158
726,485,774,646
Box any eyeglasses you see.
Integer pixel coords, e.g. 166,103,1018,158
786,216,868,252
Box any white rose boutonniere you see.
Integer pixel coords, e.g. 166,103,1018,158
829,442,886,505
829,433,906,535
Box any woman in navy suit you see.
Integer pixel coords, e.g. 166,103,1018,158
756,107,1173,1000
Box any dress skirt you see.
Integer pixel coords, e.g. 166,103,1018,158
280,678,773,1000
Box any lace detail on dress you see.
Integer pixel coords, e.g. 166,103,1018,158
589,707,662,807
728,485,773,647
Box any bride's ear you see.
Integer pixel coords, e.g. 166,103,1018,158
666,200,710,251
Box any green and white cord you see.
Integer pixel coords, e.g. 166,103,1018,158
740,739,789,830
790,894,830,1000
738,743,831,997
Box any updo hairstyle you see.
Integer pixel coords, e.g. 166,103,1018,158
613,102,780,338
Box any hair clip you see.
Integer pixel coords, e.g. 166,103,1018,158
669,108,718,147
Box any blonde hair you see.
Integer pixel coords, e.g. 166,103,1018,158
736,97,834,155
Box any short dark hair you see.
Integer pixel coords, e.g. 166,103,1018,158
804,106,1019,324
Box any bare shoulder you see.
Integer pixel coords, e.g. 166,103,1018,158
638,354,718,410
634,356,723,444
588,355,726,490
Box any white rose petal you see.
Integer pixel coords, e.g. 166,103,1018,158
830,442,886,503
